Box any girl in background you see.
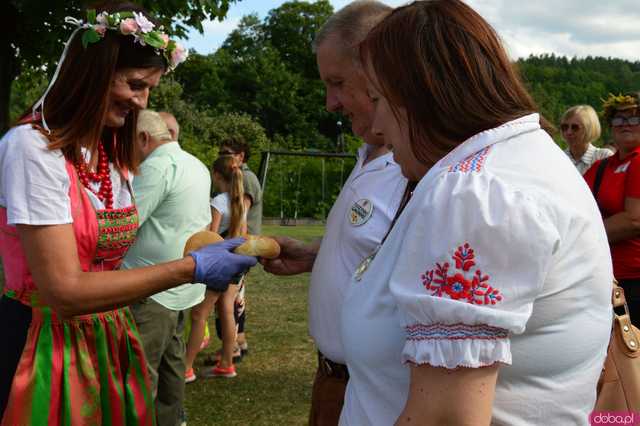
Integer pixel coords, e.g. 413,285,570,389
185,155,248,380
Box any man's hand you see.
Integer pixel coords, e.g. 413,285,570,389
260,236,320,275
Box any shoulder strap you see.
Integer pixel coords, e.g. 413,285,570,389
612,280,640,352
592,158,609,200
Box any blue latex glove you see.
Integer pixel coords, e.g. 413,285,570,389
189,237,258,290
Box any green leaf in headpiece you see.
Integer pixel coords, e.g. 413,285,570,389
143,32,165,49
81,28,101,49
87,9,97,24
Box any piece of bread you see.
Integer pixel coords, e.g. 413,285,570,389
183,231,224,256
234,235,281,259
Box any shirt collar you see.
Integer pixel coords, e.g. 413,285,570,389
146,141,180,160
612,145,640,165
435,113,540,170
356,143,395,172
564,143,596,165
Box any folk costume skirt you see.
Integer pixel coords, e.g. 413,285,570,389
1,292,155,426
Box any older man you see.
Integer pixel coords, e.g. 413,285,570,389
123,110,211,426
262,2,407,425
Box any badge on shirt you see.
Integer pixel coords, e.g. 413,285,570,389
349,199,373,226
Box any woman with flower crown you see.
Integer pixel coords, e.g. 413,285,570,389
0,3,256,425
585,92,640,327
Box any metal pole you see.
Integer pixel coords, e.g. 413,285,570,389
321,158,326,219
258,151,271,191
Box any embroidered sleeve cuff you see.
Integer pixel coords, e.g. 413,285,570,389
402,323,512,369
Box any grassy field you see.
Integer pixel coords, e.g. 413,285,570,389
184,224,325,426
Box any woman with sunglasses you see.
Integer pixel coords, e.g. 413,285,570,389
585,92,640,326
561,105,613,174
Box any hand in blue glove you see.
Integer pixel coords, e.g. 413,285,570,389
189,238,258,291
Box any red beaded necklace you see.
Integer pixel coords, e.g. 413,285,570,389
74,142,114,209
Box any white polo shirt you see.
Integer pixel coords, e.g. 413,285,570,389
340,114,612,425
309,144,407,364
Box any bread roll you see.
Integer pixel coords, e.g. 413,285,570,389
234,235,280,259
183,231,224,255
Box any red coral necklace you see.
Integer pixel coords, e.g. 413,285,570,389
74,142,114,209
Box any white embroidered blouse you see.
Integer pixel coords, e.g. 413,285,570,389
339,114,612,426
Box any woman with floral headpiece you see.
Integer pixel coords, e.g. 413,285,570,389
585,92,640,326
0,3,256,424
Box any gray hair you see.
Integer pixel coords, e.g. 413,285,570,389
137,109,172,142
312,0,392,58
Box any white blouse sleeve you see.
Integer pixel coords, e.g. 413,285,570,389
211,193,227,214
0,125,72,225
389,170,560,369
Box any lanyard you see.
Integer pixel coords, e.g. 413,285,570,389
354,180,417,282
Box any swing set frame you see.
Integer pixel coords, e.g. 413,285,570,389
256,150,357,225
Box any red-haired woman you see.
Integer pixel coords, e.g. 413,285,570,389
0,4,255,425
335,1,612,425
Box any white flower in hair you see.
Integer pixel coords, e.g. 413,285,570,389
96,11,109,25
134,12,154,33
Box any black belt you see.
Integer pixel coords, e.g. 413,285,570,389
318,351,349,380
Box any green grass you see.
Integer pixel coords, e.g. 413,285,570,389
184,225,325,425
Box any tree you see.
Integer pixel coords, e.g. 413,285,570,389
148,77,269,169
193,1,338,150
1,0,239,132
263,0,333,80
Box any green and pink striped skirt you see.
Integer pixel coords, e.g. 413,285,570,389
2,294,154,425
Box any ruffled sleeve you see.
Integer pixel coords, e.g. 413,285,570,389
389,169,560,369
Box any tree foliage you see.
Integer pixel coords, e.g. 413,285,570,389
9,0,640,218
517,54,640,143
173,1,339,151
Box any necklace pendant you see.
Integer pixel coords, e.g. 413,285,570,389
354,253,375,282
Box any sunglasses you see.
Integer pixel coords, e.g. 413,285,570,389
560,123,581,132
611,116,640,127
219,149,237,155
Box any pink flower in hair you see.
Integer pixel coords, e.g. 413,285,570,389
94,24,107,36
134,12,154,33
160,33,170,48
119,18,138,35
170,43,188,68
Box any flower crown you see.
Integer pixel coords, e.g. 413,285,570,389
73,9,188,71
601,93,639,123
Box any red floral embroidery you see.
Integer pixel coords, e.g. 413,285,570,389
421,243,503,305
